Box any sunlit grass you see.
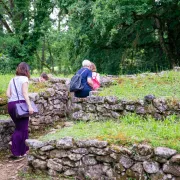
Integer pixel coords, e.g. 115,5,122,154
0,115,10,120
0,73,72,98
100,71,180,100
40,114,180,151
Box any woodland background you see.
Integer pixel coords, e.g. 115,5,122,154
0,0,180,75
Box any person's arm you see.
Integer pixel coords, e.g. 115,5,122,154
22,82,34,114
96,73,100,83
6,82,11,98
87,77,94,88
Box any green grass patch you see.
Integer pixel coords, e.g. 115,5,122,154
100,71,180,100
0,115,10,120
40,114,180,151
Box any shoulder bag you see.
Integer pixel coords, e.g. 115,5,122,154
13,78,38,118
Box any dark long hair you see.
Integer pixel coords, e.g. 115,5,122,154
16,62,30,79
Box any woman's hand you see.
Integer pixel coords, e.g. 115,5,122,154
28,106,34,114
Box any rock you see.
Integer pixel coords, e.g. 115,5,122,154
27,155,35,165
87,96,105,104
29,93,39,101
49,149,69,158
154,147,177,159
40,145,55,152
114,163,125,173
89,147,110,155
110,153,121,162
136,106,146,114
131,162,144,174
71,148,88,154
144,95,155,104
163,163,180,177
62,157,78,167
125,105,135,111
143,161,160,174
48,169,58,177
82,155,97,165
150,171,164,180
79,165,104,179
105,96,119,105
25,139,47,149
68,153,83,161
137,144,153,156
47,159,63,172
64,169,76,176
76,139,108,148
170,154,180,164
32,159,47,170
71,103,82,112
44,88,55,98
111,104,124,111
119,155,134,169
86,104,96,112
56,137,75,149
96,155,114,163
110,145,132,155
111,111,121,118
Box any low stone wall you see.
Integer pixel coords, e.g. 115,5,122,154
26,138,180,179
0,119,14,150
70,94,180,121
29,78,69,131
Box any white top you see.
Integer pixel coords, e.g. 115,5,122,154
92,72,100,82
8,76,29,102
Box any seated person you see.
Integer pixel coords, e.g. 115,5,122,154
91,63,100,90
39,72,49,82
74,60,93,98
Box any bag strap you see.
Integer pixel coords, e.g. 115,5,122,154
13,78,21,104
77,68,87,76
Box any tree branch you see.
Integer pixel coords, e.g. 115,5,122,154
0,0,13,19
0,16,13,33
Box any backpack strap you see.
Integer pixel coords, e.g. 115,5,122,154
77,68,87,75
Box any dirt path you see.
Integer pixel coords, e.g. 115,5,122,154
0,155,28,180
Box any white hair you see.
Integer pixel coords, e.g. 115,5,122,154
82,59,91,67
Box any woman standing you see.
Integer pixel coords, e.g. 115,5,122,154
6,62,34,160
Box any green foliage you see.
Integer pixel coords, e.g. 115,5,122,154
1,0,180,74
40,114,180,151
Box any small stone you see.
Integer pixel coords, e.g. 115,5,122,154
143,161,159,174
119,155,134,169
154,147,177,159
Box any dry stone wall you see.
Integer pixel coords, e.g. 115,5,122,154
70,93,180,121
29,78,69,131
0,119,14,150
0,78,69,150
26,138,180,179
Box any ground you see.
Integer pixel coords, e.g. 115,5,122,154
0,154,28,180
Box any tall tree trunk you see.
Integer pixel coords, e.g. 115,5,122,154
155,17,176,68
41,37,46,72
47,40,54,73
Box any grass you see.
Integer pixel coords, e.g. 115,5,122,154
39,114,180,151
0,115,10,120
100,71,180,100
18,170,75,180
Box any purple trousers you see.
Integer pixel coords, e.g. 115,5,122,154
8,100,29,156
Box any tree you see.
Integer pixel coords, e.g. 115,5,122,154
0,0,52,70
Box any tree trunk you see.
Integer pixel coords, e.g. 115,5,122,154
47,40,54,73
155,17,176,68
41,37,46,72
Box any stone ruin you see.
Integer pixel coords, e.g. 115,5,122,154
0,75,180,179
26,137,180,179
